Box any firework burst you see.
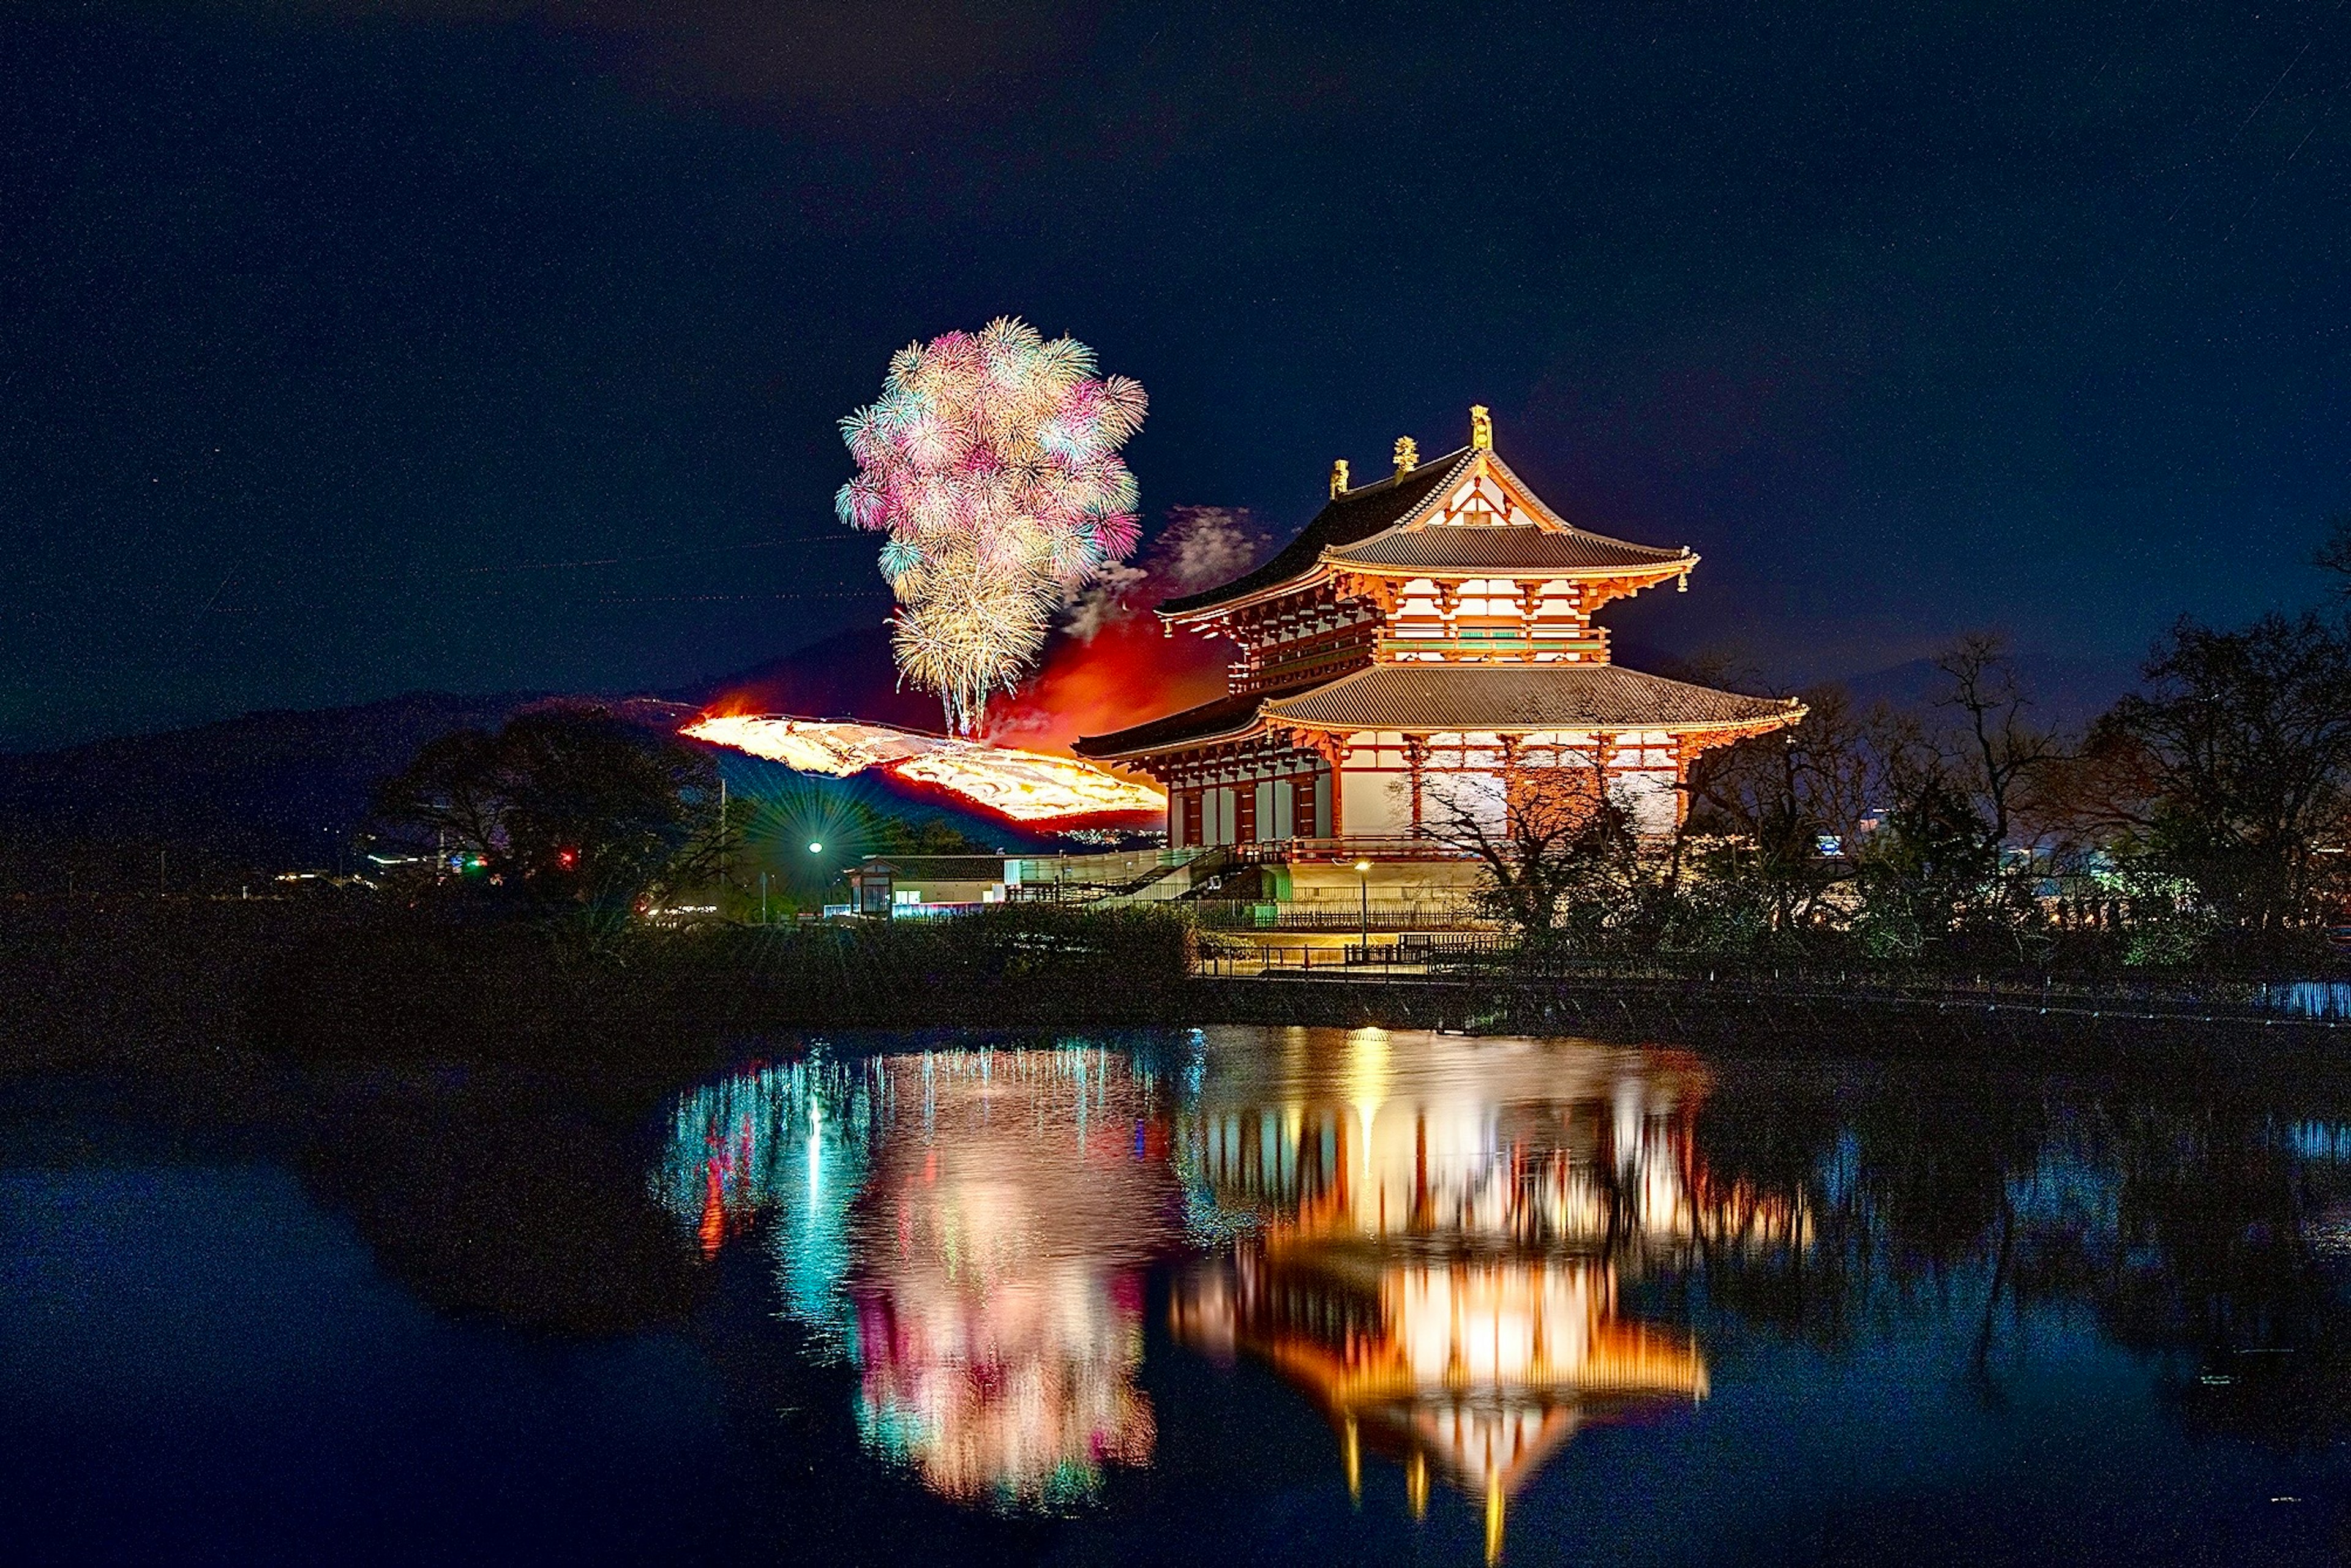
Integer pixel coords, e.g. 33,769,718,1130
836,317,1147,735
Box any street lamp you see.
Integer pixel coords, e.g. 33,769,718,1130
1354,858,1372,955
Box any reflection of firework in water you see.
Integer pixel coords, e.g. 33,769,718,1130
656,1032,1809,1548
836,318,1149,736
657,1048,1176,1510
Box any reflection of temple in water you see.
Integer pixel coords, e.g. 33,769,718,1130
1169,1028,1801,1561
653,1030,1805,1548
656,1048,1181,1510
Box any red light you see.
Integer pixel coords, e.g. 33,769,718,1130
558,847,578,869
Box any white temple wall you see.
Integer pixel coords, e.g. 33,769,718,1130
1342,765,1409,834
1253,777,1295,840
1614,770,1679,835
1167,729,1689,846
1414,768,1506,830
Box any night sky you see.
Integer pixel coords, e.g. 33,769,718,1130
2,1,2344,749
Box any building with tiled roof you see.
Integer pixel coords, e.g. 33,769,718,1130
1075,408,1804,860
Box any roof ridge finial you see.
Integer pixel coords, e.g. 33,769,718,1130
1393,436,1418,475
1469,405,1493,451
1330,458,1350,498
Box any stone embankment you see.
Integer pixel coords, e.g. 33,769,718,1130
1188,968,2351,1055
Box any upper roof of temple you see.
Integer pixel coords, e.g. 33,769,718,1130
1157,448,1469,617
1159,429,1693,620
1322,522,1685,574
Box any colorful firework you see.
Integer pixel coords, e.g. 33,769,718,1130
836,317,1147,735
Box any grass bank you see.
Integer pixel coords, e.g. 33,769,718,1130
3,898,2342,1075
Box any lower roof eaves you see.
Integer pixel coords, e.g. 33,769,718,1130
1259,662,1802,735
1074,662,1802,763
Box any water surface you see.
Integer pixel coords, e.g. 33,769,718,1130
6,1027,2348,1564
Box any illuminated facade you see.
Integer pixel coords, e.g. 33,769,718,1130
1075,410,1803,854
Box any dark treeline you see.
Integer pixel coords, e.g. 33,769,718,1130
250,902,1202,1061
371,704,994,928
1431,525,2351,975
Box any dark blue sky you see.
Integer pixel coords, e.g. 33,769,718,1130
2,1,2344,748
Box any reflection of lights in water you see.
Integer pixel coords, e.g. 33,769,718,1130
658,1031,1813,1548
656,1057,873,1338
657,1046,1177,1510
808,1101,822,1203
2304,1201,2351,1259
1168,1029,1798,1562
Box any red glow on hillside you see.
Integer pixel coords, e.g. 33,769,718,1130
984,616,1232,756
983,503,1269,756
696,627,947,735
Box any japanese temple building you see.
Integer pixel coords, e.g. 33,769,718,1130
1074,408,1804,864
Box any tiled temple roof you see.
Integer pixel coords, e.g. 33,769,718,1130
1322,523,1687,574
1160,444,1690,618
1157,449,1474,616
1070,687,1297,760
1261,664,1799,733
1074,663,1801,759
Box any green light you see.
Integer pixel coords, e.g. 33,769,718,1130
808,841,823,853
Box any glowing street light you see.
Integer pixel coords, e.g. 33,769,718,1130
1354,859,1373,955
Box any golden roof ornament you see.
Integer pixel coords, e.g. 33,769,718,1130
1330,458,1350,498
1392,436,1419,474
1469,404,1493,451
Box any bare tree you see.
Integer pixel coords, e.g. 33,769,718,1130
2314,509,2351,593
1688,682,1873,932
2085,612,2351,931
1929,632,2064,853
1420,760,1647,948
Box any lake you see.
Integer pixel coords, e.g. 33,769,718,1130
5,1026,2348,1564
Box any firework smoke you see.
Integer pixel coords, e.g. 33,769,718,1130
836,317,1148,735
986,505,1272,753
